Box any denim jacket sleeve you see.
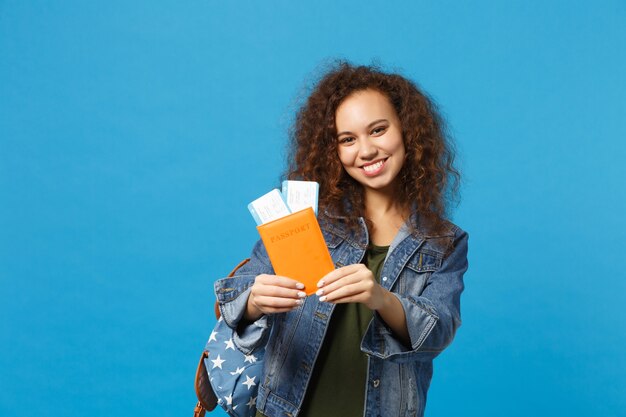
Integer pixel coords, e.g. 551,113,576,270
361,227,469,363
213,239,274,354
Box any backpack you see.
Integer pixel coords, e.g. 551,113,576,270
194,259,265,417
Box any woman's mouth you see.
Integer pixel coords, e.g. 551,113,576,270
361,158,387,176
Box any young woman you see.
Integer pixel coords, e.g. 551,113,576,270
214,62,469,417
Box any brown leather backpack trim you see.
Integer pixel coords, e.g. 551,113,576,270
194,351,214,415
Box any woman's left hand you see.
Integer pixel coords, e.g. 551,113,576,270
316,264,388,310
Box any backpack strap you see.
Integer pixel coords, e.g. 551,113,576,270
194,351,213,417
194,258,251,416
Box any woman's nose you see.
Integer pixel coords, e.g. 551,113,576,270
358,137,378,159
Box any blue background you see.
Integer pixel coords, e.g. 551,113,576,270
1,1,625,416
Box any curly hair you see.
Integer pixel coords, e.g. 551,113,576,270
286,61,460,236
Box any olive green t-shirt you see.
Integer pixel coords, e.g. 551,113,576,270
256,243,389,417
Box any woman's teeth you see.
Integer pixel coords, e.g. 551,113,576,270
363,160,384,173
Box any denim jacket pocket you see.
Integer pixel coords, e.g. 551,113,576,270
322,229,344,249
406,250,443,273
399,250,443,296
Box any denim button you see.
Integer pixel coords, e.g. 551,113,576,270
373,379,380,388
382,276,388,282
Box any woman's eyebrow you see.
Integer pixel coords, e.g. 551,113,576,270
337,119,388,136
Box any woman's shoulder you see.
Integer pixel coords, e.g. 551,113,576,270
410,215,468,258
410,211,465,237
425,220,466,239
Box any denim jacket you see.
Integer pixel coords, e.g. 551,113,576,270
214,212,469,417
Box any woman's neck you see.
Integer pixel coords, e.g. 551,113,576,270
363,187,409,246
363,187,406,219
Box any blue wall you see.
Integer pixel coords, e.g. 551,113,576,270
1,1,624,416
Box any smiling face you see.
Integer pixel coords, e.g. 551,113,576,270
336,89,406,195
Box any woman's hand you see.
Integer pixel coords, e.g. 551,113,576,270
315,264,387,310
245,274,306,321
317,264,410,344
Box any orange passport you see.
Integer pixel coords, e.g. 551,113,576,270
257,207,335,295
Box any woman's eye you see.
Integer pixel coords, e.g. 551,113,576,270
372,126,387,135
338,136,355,144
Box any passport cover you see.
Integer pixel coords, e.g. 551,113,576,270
257,207,334,295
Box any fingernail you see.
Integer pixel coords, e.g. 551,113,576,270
315,289,324,296
297,291,306,298
296,283,305,289
295,299,303,306
319,296,327,302
317,280,325,288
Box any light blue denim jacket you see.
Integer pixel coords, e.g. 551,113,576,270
214,212,469,417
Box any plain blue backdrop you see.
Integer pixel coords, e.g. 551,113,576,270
1,1,625,416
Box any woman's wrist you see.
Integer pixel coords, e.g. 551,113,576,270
369,284,392,312
244,294,263,322
375,288,411,345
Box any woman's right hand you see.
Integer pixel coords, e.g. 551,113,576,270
245,274,307,321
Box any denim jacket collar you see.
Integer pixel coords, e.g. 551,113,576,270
321,204,454,240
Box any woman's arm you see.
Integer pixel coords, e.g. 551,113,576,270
213,240,275,353
316,264,411,345
215,239,308,351
318,227,469,363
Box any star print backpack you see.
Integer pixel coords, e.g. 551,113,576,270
194,259,265,417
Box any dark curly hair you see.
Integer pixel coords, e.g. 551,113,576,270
286,61,460,236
